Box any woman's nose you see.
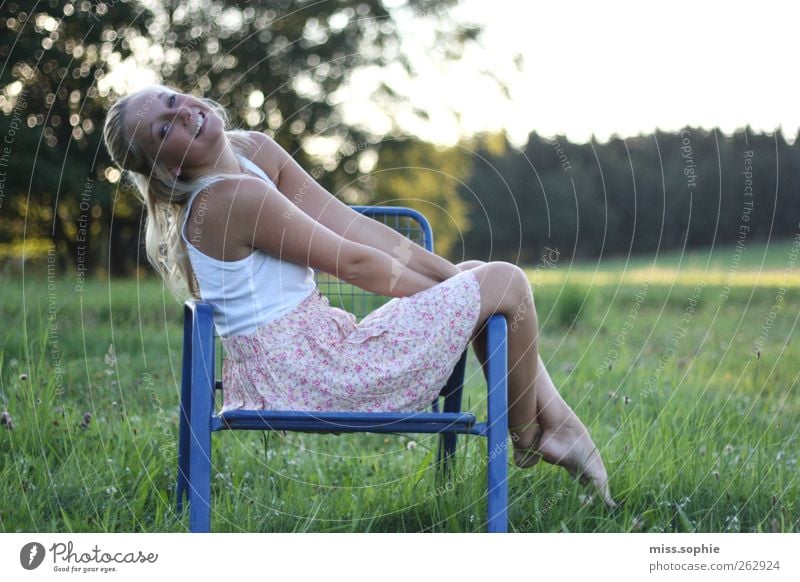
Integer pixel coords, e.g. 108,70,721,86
177,106,193,125
168,104,191,126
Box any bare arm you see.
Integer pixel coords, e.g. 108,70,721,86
347,216,462,283
247,132,462,283
349,250,446,298
228,176,444,298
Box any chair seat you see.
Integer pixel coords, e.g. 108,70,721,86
213,409,479,434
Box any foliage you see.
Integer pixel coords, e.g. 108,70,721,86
0,0,480,274
552,283,591,328
457,128,800,263
0,1,143,273
365,137,472,258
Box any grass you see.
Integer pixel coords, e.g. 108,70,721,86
1,236,799,532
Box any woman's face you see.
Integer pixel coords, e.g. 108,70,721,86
123,87,224,178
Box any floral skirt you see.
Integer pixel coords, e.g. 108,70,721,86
219,269,482,413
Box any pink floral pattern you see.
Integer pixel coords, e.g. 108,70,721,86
219,270,482,413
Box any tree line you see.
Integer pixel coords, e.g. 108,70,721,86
451,128,800,264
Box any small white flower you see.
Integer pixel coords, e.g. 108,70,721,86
104,344,116,367
406,440,417,450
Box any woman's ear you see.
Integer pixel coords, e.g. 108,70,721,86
170,166,182,179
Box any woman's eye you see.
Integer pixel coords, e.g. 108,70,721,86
160,95,177,138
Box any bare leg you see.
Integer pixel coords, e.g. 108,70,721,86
456,260,541,460
455,260,489,382
458,261,615,507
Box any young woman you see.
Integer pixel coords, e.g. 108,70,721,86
103,85,616,507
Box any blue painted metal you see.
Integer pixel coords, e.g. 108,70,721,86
187,302,215,533
214,410,478,433
351,206,435,254
485,314,509,533
176,206,510,532
437,350,467,473
175,304,193,513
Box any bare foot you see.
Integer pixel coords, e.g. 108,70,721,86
514,447,542,469
512,424,543,468
536,417,616,508
513,445,543,468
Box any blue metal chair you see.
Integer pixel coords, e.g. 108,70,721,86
175,206,509,532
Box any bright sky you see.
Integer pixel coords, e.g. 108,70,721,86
339,0,800,146
110,1,799,147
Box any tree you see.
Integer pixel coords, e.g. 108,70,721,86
0,1,143,274
365,136,471,259
1,0,481,274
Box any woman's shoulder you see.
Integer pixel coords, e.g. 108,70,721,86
200,175,283,226
228,130,272,162
232,130,286,183
184,174,270,257
201,174,266,201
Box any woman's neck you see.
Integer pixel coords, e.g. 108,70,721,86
184,146,243,180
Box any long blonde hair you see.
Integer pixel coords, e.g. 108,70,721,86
102,84,256,301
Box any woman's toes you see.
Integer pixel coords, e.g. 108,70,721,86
513,447,542,468
511,424,542,468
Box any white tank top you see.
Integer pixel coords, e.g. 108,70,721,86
181,153,316,337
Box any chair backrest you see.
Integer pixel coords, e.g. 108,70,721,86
313,206,434,320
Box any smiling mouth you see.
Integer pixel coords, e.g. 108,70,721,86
194,112,205,138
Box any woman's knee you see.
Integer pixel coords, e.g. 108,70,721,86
475,261,532,315
489,261,531,295
456,259,486,271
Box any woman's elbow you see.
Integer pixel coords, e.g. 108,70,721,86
337,241,373,284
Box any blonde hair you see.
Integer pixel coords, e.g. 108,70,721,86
102,84,256,301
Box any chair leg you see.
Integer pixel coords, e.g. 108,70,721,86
188,304,216,533
176,305,193,515
437,433,457,476
188,416,212,533
176,408,190,514
486,315,509,533
436,350,468,476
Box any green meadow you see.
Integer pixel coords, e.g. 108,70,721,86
1,237,798,532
